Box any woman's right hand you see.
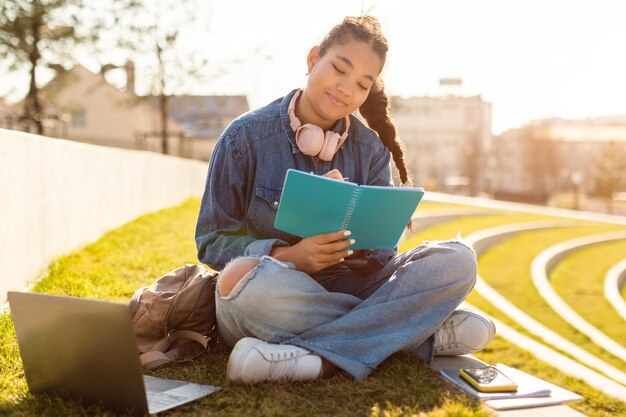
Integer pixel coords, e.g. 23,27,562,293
270,230,355,274
323,169,345,181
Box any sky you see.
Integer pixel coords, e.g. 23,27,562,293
5,0,626,134
197,0,626,134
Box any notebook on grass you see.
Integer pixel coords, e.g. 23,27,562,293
440,363,582,410
274,169,424,250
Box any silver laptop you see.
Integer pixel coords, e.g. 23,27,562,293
8,291,221,416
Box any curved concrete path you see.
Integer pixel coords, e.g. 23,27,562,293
425,192,626,226
605,258,626,322
464,222,626,387
400,209,501,243
410,208,500,232
531,232,626,362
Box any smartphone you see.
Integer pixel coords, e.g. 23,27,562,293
459,366,518,392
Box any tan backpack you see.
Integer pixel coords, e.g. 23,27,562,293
129,264,219,369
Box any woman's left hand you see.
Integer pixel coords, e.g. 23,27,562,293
270,230,354,274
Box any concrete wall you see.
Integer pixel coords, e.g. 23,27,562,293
0,128,208,303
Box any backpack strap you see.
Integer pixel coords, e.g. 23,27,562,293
140,330,208,369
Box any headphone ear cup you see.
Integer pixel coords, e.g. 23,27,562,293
295,124,324,156
318,131,340,161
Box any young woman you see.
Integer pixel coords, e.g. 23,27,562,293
195,16,495,383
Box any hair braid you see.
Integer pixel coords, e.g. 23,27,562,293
359,80,410,185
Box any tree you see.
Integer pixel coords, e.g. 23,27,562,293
0,1,137,135
113,0,214,155
590,141,626,214
0,0,88,134
114,0,271,156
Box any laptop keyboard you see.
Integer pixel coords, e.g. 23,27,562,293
146,391,188,409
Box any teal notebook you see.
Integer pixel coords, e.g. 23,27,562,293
274,169,425,250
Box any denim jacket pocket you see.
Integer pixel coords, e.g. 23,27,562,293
250,185,293,241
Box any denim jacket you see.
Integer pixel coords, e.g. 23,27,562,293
195,88,397,274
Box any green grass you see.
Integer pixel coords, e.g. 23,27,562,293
400,211,626,416
1,199,492,417
400,211,570,252
551,240,626,344
30,199,202,302
475,227,626,372
1,199,625,416
416,201,494,212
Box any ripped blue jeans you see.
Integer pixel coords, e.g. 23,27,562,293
215,240,477,379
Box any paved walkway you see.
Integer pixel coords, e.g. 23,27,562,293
605,258,626,322
424,192,626,226
410,208,500,232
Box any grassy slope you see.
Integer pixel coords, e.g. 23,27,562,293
400,214,626,417
550,240,626,344
474,227,626,371
1,199,624,416
1,199,490,417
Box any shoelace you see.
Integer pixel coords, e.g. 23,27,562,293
436,319,459,352
267,351,300,381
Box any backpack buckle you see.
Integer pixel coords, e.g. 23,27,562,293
163,322,172,341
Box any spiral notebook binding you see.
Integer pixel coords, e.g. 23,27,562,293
341,187,361,230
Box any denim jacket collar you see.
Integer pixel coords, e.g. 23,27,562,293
280,88,349,156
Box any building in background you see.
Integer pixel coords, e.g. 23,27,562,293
390,79,492,195
3,65,248,161
488,127,531,200
144,95,249,161
33,65,186,155
5,67,624,209
490,116,626,203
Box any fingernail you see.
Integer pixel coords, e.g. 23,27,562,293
347,250,354,256
344,231,352,237
350,239,356,245
340,258,345,262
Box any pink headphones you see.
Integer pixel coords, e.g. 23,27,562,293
288,89,350,161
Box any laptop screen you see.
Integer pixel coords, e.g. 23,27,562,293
9,292,149,415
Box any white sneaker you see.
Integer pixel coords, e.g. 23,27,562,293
227,337,322,383
434,309,496,356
